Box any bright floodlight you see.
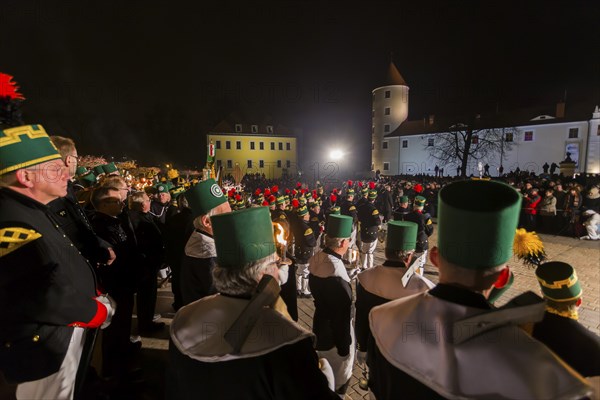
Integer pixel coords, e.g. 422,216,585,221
330,149,343,160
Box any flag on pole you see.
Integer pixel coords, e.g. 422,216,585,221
207,140,215,164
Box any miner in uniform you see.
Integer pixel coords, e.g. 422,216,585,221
179,178,231,306
308,214,355,397
357,188,381,271
0,125,114,400
367,180,593,399
392,195,410,221
354,220,434,367
168,207,338,399
293,204,317,298
404,195,433,275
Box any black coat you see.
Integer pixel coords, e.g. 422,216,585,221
357,200,381,243
293,219,317,264
404,210,434,252
0,188,104,382
129,210,165,271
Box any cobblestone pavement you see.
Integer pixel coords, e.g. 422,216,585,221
137,230,598,400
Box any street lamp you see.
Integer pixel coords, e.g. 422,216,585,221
329,149,343,160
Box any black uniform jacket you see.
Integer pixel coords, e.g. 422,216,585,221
404,210,433,252
357,201,381,243
0,188,105,383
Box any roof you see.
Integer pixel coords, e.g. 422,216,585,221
209,113,296,137
385,102,597,137
382,62,407,87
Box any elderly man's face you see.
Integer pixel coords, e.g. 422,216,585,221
24,159,70,204
158,192,171,204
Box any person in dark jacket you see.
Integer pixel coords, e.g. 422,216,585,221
393,195,410,221
293,204,317,299
378,184,394,223
0,125,113,399
357,189,382,271
533,261,600,378
179,179,231,307
404,195,433,275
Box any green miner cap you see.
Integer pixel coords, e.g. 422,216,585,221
184,178,226,217
296,205,308,217
93,165,105,175
414,196,426,207
0,125,62,175
170,186,186,197
330,205,341,215
368,190,377,199
536,262,582,302
309,201,320,209
438,180,521,269
276,195,285,205
399,195,409,203
76,166,88,176
103,162,118,174
326,214,353,238
79,170,96,184
386,221,418,252
155,184,169,194
211,207,276,269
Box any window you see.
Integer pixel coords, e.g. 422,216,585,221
235,124,242,133
247,160,252,168
271,142,275,150
568,128,579,138
266,125,273,134
372,126,375,134
524,131,534,142
384,107,391,115
250,141,255,150
472,135,479,144
226,160,232,169
278,142,283,150
286,160,291,168
216,160,222,168
226,141,231,149
402,140,408,148
427,138,434,147
260,142,264,150
286,142,291,150
385,90,391,98
236,141,241,150
372,142,375,150
597,125,600,136
384,124,390,133
215,140,221,149
383,162,390,171
259,160,264,168
251,125,258,133
382,141,388,149
505,132,514,142
277,160,282,168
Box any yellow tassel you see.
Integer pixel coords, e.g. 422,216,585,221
513,228,546,267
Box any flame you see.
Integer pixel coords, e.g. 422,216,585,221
273,223,287,246
351,249,358,262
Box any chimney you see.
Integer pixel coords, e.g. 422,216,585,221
428,114,435,125
556,102,565,118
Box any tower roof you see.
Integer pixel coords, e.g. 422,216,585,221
386,62,407,86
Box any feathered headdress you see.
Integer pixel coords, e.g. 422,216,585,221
513,228,547,268
271,185,279,194
330,194,337,203
0,73,25,100
292,199,300,208
347,180,353,188
368,181,376,190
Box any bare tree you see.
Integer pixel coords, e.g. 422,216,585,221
426,116,519,177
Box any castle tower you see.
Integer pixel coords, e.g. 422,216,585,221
371,62,409,173
585,105,600,173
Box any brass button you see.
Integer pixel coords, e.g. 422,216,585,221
32,335,40,342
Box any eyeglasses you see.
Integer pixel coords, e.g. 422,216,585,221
66,155,79,164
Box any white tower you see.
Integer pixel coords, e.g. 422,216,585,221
371,62,409,174
585,105,600,173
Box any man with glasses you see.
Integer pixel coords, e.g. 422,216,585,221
48,136,115,268
0,125,114,399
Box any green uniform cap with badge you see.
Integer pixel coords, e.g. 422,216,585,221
79,170,96,184
536,262,582,302
211,206,276,269
326,214,353,238
296,205,308,217
0,125,62,175
399,195,409,203
276,195,285,205
330,206,341,215
368,190,377,199
414,195,426,207
75,166,88,176
103,162,118,174
438,180,521,269
184,178,227,217
386,221,418,252
93,165,105,175
155,184,169,194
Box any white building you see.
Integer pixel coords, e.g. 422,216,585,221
371,63,600,176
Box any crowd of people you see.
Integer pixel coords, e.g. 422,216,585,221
1,124,600,400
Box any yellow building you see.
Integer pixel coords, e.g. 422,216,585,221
207,118,298,179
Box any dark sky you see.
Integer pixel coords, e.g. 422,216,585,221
1,1,599,170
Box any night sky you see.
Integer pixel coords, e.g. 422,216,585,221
2,1,598,171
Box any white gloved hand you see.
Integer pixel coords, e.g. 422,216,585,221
96,294,116,329
356,350,367,366
318,357,335,392
278,264,289,286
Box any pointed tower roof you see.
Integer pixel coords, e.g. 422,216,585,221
386,62,407,86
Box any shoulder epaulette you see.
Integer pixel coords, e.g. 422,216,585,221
372,209,379,215
349,206,356,211
304,228,313,236
0,227,42,257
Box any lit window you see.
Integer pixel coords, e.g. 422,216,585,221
226,141,231,150
428,138,434,147
383,162,390,171
568,128,579,138
384,124,390,133
235,124,242,133
236,141,241,150
385,90,391,98
524,131,534,142
402,140,408,148
385,107,390,115
251,125,258,133
382,141,388,149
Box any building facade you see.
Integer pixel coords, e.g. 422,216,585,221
208,118,298,179
371,63,600,176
